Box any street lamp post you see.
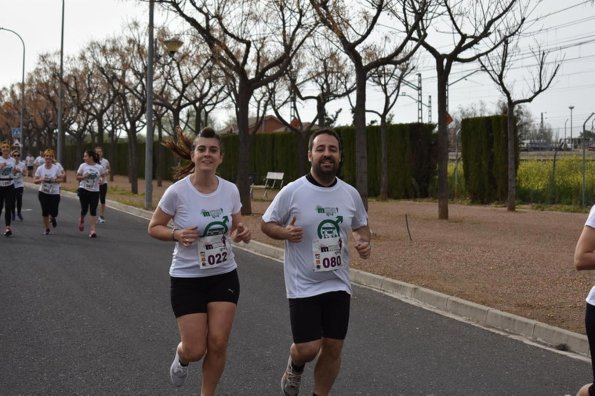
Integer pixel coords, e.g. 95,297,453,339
569,105,575,151
145,0,155,210
57,0,65,164
0,27,25,155
145,1,183,210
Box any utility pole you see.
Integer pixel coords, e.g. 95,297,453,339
569,105,575,150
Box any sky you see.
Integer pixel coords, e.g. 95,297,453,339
0,0,594,139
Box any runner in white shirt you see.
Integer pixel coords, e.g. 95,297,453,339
148,127,251,392
25,153,35,177
33,151,45,174
75,149,105,238
95,146,110,223
11,150,26,221
261,129,371,396
33,149,64,235
0,143,17,236
574,206,595,396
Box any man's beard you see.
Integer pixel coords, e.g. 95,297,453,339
312,158,338,183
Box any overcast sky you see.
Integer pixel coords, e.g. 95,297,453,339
0,0,594,138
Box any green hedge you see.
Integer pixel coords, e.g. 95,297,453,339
63,123,438,199
461,115,516,203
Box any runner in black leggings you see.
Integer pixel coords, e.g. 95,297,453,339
76,149,106,238
0,143,17,236
11,150,26,221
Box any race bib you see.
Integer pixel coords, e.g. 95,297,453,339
313,237,343,272
41,182,52,193
197,234,231,269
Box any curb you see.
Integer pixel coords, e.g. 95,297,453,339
240,240,590,358
52,189,588,358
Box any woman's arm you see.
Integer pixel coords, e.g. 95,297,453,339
575,226,595,270
231,212,251,243
148,207,177,241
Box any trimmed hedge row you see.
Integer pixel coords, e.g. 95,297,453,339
65,123,438,199
460,115,518,203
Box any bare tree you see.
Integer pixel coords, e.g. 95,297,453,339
157,0,316,215
367,62,414,200
268,37,355,175
480,38,560,211
309,0,425,209
90,23,154,194
409,0,527,219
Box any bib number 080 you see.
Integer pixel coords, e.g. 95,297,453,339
322,256,341,268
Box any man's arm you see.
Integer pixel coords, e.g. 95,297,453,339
261,217,303,243
352,225,371,259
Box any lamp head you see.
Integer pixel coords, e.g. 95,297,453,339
164,38,183,58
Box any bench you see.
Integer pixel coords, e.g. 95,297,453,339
250,172,284,199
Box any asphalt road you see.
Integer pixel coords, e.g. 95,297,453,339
1,187,593,395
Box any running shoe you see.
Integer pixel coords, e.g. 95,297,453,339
3,227,12,237
43,229,50,235
17,213,23,221
98,216,105,224
89,231,97,238
78,217,84,232
51,217,57,228
281,357,302,396
169,349,188,387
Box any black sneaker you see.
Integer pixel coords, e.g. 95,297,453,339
51,217,57,228
17,213,23,221
43,229,50,235
3,228,12,237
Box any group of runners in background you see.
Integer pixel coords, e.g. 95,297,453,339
0,144,110,238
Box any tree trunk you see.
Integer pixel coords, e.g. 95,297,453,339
353,67,368,210
379,117,388,201
109,132,116,182
236,83,252,215
436,63,449,220
507,102,516,211
156,120,163,188
127,124,138,195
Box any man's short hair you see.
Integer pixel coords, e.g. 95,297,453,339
308,128,342,152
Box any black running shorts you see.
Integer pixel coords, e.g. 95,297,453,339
170,269,240,318
288,290,351,343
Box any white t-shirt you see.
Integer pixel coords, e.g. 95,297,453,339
34,156,45,167
35,164,62,195
0,156,16,187
99,158,110,185
25,155,34,167
13,162,26,188
77,163,105,192
262,176,368,299
158,175,242,278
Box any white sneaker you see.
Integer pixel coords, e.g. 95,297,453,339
98,216,105,224
169,349,188,387
281,357,302,396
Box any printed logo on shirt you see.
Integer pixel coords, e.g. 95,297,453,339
317,216,343,239
201,208,224,218
316,206,339,216
202,215,229,237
